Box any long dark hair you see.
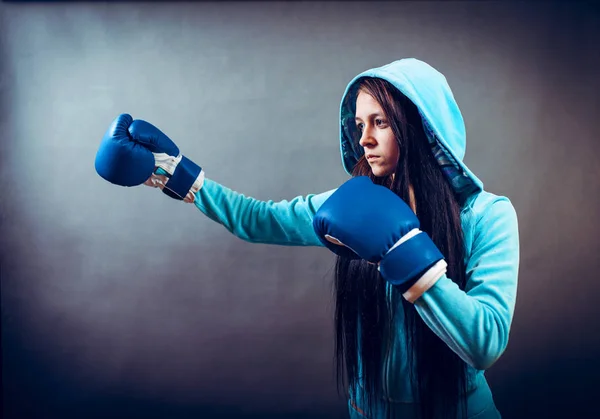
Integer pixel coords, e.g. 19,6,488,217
334,78,468,419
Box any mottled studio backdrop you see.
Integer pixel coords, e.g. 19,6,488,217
1,1,599,418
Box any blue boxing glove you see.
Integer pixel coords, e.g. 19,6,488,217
313,176,448,302
95,114,204,201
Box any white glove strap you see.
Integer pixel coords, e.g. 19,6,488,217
402,259,447,303
153,152,181,176
190,171,205,194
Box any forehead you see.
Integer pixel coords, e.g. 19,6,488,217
355,91,383,117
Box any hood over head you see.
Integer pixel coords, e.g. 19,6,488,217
339,58,483,204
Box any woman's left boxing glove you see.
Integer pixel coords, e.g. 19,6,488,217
95,113,204,201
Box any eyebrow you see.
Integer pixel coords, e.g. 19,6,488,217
355,113,383,121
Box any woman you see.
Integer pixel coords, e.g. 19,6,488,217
96,58,520,418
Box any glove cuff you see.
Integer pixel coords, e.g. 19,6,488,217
378,230,444,293
402,259,447,303
153,153,204,200
163,155,203,200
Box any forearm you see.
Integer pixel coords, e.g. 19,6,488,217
408,197,520,370
413,275,513,370
194,178,335,246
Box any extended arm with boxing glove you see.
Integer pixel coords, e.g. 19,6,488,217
95,114,204,201
95,113,337,246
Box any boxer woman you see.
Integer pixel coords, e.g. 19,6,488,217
95,58,520,418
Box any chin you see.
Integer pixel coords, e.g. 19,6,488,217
370,166,392,178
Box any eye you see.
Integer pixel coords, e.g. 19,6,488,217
356,122,364,132
375,118,387,127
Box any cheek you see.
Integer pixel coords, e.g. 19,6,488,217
384,135,400,161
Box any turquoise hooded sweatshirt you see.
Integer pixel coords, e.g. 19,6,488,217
190,58,520,418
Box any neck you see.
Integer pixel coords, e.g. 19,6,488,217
408,184,417,213
389,173,416,213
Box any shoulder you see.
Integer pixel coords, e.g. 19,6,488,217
462,190,518,227
460,190,519,259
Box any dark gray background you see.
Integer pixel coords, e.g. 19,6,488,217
2,1,599,418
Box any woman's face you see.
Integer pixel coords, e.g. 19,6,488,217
355,90,400,177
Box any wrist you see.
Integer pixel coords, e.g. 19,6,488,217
152,154,204,201
402,259,447,303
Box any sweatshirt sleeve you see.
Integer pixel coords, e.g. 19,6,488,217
192,178,336,247
412,197,520,370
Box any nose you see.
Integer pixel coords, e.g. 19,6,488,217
359,130,376,148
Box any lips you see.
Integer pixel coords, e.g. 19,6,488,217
366,155,380,161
